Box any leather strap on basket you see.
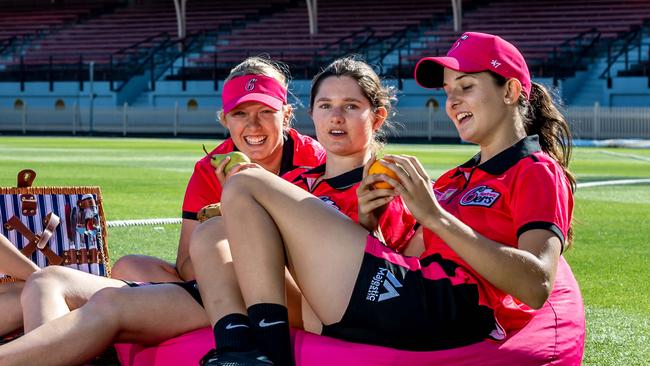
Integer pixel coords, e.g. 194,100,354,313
5,214,64,265
17,170,38,216
17,169,36,188
20,194,37,216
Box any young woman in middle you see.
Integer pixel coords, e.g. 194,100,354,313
192,57,417,366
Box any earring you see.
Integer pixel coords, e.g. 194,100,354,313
505,99,511,104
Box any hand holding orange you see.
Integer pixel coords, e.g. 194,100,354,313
368,159,400,189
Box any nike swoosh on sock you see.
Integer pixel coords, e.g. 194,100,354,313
258,319,286,327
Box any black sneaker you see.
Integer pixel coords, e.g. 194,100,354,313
199,348,274,366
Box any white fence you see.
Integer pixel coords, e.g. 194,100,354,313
1,104,649,140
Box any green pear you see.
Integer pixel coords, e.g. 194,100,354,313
210,151,251,174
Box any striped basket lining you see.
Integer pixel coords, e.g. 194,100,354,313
1,186,111,281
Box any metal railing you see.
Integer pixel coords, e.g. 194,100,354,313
0,36,18,56
550,28,602,85
2,105,649,140
599,26,647,88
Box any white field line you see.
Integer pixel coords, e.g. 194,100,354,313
107,179,650,228
598,150,650,163
576,179,650,188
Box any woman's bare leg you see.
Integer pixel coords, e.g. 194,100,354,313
222,168,369,325
20,266,127,332
0,235,38,281
0,283,24,336
0,283,208,366
0,234,39,336
111,255,181,282
189,216,247,326
190,217,305,329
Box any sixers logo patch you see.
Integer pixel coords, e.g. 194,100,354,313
460,186,500,207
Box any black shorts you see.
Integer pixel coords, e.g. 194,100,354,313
122,279,203,307
321,236,502,351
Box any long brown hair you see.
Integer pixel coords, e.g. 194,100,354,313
491,72,576,247
523,82,576,247
521,83,576,189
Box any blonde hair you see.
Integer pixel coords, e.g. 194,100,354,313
225,56,290,87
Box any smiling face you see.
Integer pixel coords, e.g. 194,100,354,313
220,101,290,170
443,68,514,147
311,76,385,158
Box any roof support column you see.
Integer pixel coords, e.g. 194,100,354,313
451,0,462,33
306,0,318,35
173,0,187,39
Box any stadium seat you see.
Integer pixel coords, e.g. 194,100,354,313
405,0,650,75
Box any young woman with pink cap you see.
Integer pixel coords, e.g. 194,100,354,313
0,57,325,366
205,32,583,365
111,56,325,283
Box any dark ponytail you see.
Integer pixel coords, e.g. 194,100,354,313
520,82,576,192
490,72,576,248
520,82,576,248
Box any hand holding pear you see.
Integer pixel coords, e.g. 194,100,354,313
210,151,251,175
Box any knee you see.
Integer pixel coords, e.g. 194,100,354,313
21,266,70,303
189,218,223,260
111,255,147,279
85,287,126,322
221,168,267,209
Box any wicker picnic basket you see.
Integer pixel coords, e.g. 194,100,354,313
1,169,111,282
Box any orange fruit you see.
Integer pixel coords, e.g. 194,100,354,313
368,159,400,189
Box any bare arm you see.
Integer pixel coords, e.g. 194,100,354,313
176,219,199,281
401,226,426,257
0,234,39,280
424,211,561,308
382,155,562,309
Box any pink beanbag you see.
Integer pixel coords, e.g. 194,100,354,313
115,257,584,366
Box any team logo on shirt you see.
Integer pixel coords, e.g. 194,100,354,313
366,267,403,302
318,196,340,211
459,186,501,207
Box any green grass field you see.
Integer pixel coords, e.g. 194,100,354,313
1,136,649,365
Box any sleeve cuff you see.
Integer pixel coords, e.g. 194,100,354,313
182,211,198,221
517,221,565,253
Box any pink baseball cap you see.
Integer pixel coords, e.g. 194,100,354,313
222,74,288,114
414,32,531,99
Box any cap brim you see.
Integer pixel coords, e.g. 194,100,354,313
414,57,459,89
224,93,284,114
414,56,487,89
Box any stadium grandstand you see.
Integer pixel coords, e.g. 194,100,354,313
0,0,648,140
